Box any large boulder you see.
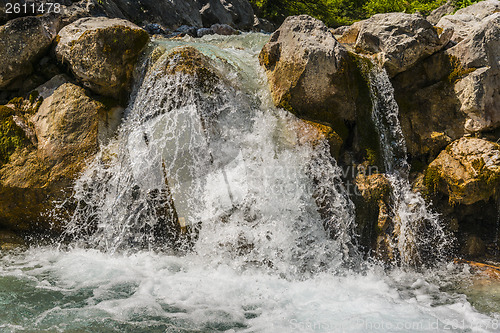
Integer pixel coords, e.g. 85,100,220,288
447,13,500,69
393,8,500,161
427,0,456,25
0,14,60,88
339,13,451,77
55,17,149,100
425,137,500,205
101,0,202,29
0,81,121,233
453,66,500,133
199,0,255,30
447,12,500,133
437,0,500,43
259,15,358,134
391,51,466,162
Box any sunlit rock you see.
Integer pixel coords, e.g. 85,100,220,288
425,137,500,205
259,15,358,132
437,0,500,42
339,13,451,77
0,82,121,234
55,17,149,100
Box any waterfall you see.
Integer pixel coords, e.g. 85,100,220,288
2,34,497,332
367,66,450,266
61,34,358,276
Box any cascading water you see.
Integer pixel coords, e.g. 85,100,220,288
367,66,450,266
61,34,357,276
1,34,498,332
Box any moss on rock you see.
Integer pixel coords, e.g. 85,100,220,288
0,106,28,166
163,47,219,93
424,137,500,205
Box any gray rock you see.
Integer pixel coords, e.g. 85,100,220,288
331,25,350,36
199,0,254,30
55,17,149,100
427,0,456,25
0,14,60,88
211,23,238,35
259,15,357,127
447,13,500,69
34,74,70,99
197,27,214,37
454,0,500,19
340,13,450,77
454,67,500,132
253,16,274,32
447,12,500,132
437,0,500,42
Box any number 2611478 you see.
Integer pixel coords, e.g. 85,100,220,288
5,2,61,14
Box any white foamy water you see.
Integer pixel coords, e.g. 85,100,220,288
0,248,498,332
367,66,450,266
0,34,499,332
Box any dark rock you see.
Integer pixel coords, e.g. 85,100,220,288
211,23,238,35
197,27,214,37
97,0,202,29
199,0,254,30
0,14,61,89
175,25,198,37
144,23,167,35
253,16,274,32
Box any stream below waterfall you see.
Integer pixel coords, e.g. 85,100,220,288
1,33,500,332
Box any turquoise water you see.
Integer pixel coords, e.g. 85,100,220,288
1,33,499,333
1,248,499,332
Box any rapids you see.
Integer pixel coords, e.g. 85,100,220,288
1,33,499,332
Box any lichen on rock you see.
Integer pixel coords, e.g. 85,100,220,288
0,105,29,166
55,17,149,101
0,81,121,234
425,137,500,205
0,14,60,88
259,15,358,136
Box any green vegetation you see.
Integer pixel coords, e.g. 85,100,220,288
0,106,27,166
250,0,483,27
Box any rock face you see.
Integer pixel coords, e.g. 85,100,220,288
391,8,500,161
427,0,456,25
354,172,392,258
259,15,357,131
0,14,60,88
0,81,121,233
447,13,500,69
89,0,203,29
199,0,255,30
339,13,450,77
391,51,465,161
425,137,500,205
437,0,500,42
447,12,500,133
55,17,149,100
